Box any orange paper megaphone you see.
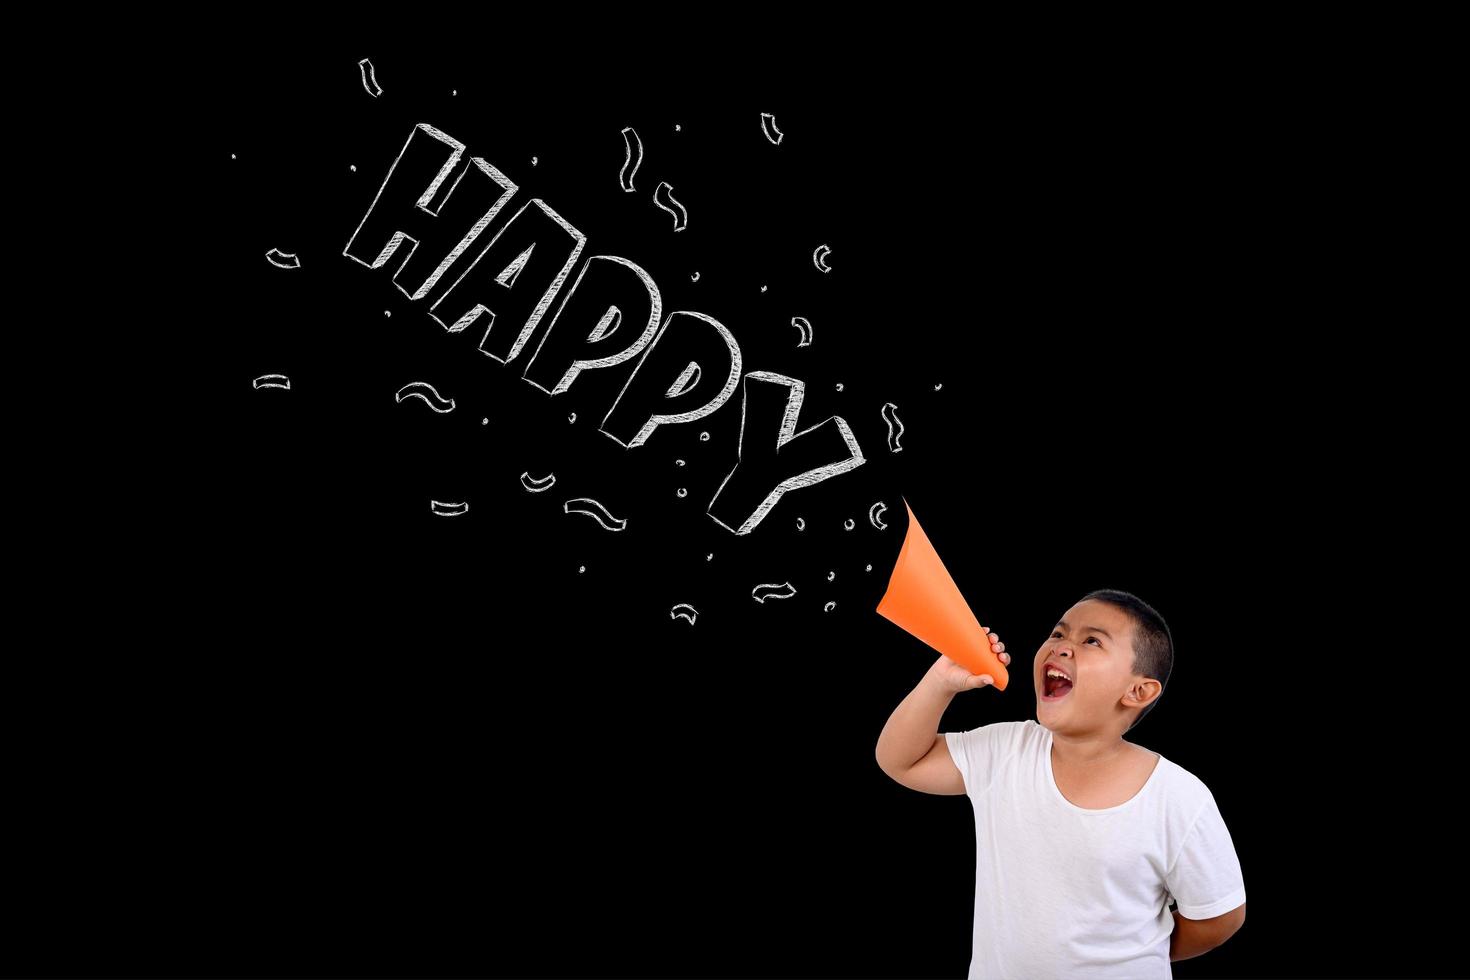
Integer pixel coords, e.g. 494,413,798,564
876,497,1009,690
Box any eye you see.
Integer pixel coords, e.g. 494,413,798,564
1051,631,1101,645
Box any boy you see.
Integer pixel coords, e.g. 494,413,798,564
874,589,1246,979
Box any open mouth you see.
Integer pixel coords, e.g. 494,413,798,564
1042,669,1074,701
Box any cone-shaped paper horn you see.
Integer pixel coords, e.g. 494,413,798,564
876,497,1008,690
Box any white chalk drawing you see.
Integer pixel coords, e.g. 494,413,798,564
760,113,784,145
676,488,687,498
935,383,943,391
844,518,855,530
531,156,538,166
385,311,391,317
350,165,357,172
824,601,836,612
569,413,576,423
865,564,873,572
394,381,455,413
431,500,468,516
520,255,664,399
827,571,835,581
675,124,682,131
520,471,556,493
676,459,685,466
342,123,521,305
699,431,710,441
706,553,713,561
813,244,833,273
836,383,844,391
597,311,741,450
358,58,383,98
652,181,689,232
578,565,585,573
869,501,889,529
790,317,813,347
619,127,643,192
266,248,301,269
427,196,587,366
252,374,291,390
705,372,867,535
564,497,628,531
881,401,905,452
691,272,699,282
752,582,796,603
482,418,489,425
760,285,767,293
670,603,698,625
796,517,805,530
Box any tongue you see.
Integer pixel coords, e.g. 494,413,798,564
1048,677,1073,697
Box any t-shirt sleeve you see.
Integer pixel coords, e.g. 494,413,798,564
943,723,1007,797
1165,788,1247,920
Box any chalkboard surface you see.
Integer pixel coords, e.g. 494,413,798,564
18,35,1443,980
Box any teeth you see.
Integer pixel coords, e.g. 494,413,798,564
1046,667,1071,681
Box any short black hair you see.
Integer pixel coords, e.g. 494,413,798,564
1079,588,1173,734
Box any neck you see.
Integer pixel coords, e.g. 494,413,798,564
1050,729,1130,767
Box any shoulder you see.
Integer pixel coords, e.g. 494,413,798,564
1146,750,1223,818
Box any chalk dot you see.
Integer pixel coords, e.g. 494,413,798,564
706,553,713,561
866,564,872,572
675,459,685,467
350,164,357,172
532,156,538,166
935,382,943,391
231,153,237,160
760,285,767,293
691,272,700,282
835,383,844,392
827,571,835,581
675,124,682,131
699,431,710,442
482,418,489,425
677,488,687,498
453,89,457,96
578,565,585,573
824,601,836,613
844,518,855,530
568,412,577,423
384,310,391,317
796,517,805,531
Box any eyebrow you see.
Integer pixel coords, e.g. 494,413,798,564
1056,620,1113,641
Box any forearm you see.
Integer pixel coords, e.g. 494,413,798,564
1169,908,1224,962
875,671,955,772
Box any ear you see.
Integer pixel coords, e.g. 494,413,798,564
1128,678,1162,707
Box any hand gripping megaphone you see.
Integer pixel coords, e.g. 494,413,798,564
875,497,1009,690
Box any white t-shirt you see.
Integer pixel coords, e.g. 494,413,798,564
944,720,1246,980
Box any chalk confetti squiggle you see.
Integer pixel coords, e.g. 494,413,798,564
358,58,383,98
394,381,455,413
752,582,797,604
653,181,688,232
265,248,301,269
670,603,699,625
869,501,889,529
252,374,290,390
760,112,784,145
813,244,832,273
881,402,905,452
563,497,628,531
619,127,643,192
790,316,813,347
431,500,468,516
520,471,556,493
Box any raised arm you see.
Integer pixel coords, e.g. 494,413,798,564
875,628,1009,794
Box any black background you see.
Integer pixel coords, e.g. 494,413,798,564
15,30,1452,980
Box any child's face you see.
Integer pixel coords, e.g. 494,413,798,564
1033,599,1149,734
